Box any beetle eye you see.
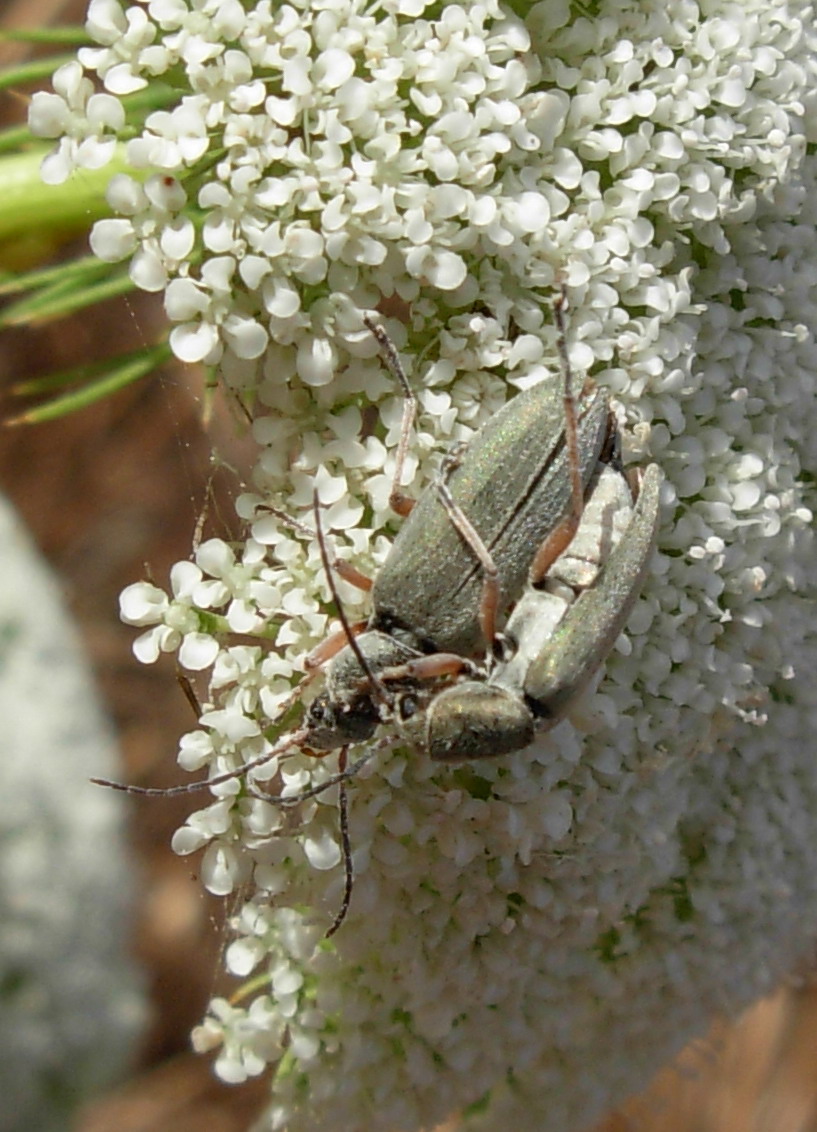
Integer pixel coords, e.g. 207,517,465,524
307,694,330,724
396,694,418,721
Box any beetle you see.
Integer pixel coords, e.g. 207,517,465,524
94,296,658,779
93,297,660,934
97,294,616,789
401,458,663,761
302,300,616,750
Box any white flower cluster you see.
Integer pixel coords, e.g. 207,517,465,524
33,1,817,1130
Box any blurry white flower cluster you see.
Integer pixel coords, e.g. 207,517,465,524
31,1,817,1130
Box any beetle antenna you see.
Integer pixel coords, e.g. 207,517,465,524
90,727,309,797
247,748,377,806
552,286,583,536
312,488,391,710
363,313,417,517
325,747,354,937
262,504,317,541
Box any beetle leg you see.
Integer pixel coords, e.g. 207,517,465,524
262,504,373,592
381,651,479,682
305,620,370,670
332,559,373,592
434,471,501,654
529,287,586,585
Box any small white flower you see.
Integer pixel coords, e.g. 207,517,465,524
119,561,224,667
29,60,123,183
91,172,190,293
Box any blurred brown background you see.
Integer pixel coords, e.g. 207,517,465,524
1,6,267,1128
2,2,817,1131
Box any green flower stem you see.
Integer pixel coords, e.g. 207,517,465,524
0,54,84,92
0,28,89,46
7,342,173,425
0,145,135,267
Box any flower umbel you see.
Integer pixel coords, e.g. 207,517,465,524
35,1,817,1130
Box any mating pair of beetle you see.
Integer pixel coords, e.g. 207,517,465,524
102,294,662,796
97,296,662,935
299,300,662,767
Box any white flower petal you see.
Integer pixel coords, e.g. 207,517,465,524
28,91,71,137
90,218,138,261
130,246,168,291
169,321,221,362
223,313,268,359
179,632,220,671
302,828,341,871
201,843,244,897
133,625,177,664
